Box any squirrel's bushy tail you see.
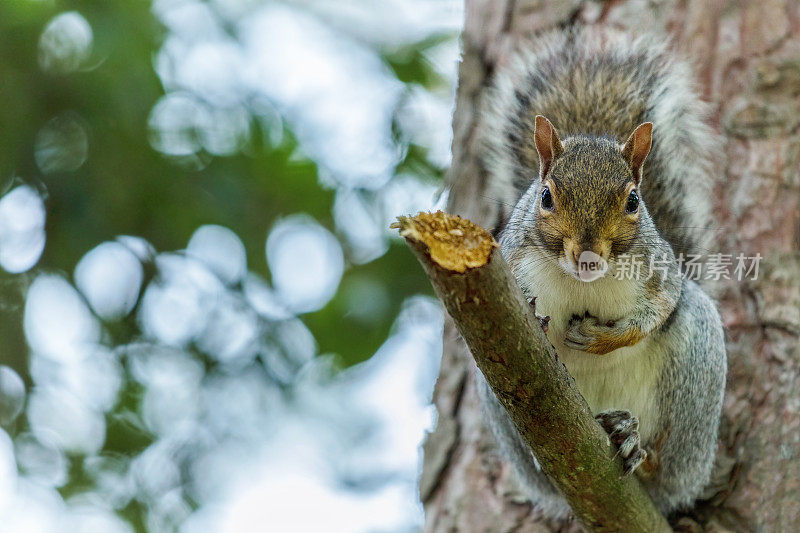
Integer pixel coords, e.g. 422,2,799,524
482,27,720,259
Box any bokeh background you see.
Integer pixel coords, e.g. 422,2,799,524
0,1,462,530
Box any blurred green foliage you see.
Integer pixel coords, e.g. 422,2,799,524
0,0,447,382
0,0,460,528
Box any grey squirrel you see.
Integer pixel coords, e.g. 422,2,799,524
477,28,727,518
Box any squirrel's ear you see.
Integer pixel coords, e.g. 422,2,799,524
621,122,653,185
534,115,563,179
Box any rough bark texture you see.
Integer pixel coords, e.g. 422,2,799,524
421,1,800,531
396,213,670,532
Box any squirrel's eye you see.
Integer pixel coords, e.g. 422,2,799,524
625,190,640,214
541,187,554,211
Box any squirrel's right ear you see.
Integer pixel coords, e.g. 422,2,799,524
621,122,653,185
534,115,563,179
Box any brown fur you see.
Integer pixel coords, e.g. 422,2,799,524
640,431,668,478
583,324,645,355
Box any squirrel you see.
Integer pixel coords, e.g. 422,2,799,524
476,28,727,518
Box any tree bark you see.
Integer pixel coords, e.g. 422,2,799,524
420,1,800,531
396,212,670,532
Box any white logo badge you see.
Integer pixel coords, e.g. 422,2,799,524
577,250,608,282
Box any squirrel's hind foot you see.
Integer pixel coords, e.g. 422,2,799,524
595,409,647,476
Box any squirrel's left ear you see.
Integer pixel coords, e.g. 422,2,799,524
534,115,564,180
621,122,653,185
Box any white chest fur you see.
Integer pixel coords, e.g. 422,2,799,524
514,256,665,442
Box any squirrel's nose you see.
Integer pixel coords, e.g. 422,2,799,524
565,239,610,268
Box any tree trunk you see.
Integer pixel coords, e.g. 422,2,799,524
420,1,800,531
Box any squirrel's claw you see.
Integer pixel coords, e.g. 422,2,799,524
564,333,591,351
623,448,647,476
595,409,647,476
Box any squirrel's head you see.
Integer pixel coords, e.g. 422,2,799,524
530,115,652,281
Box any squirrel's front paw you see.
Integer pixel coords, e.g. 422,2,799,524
563,314,615,354
595,409,647,476
564,314,641,355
